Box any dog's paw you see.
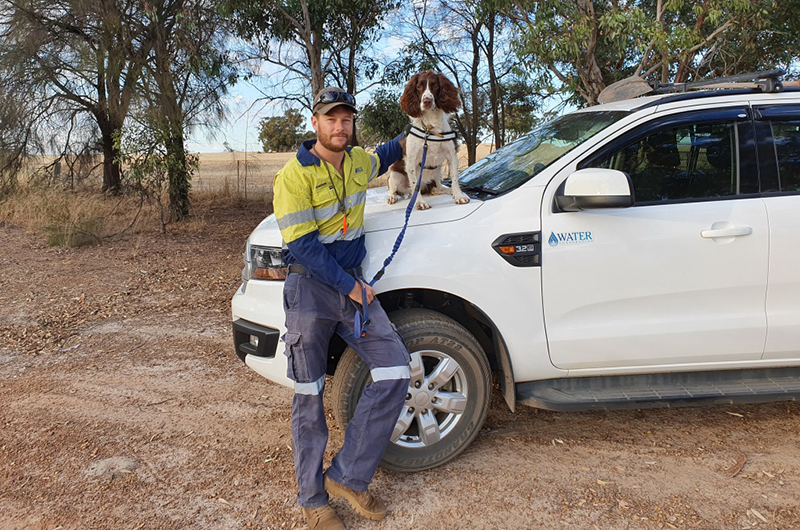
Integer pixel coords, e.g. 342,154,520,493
387,194,398,205
454,194,470,204
415,199,432,210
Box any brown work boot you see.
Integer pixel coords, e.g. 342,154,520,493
323,473,388,520
301,504,345,530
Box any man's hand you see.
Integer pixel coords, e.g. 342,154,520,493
348,279,375,306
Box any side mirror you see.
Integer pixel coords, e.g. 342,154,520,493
555,168,634,212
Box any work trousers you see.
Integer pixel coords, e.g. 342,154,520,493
282,271,411,509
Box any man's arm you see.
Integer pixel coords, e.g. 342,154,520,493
369,133,404,181
274,171,356,296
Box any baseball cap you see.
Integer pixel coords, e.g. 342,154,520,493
313,87,357,115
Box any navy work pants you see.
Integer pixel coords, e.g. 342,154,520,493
282,271,410,509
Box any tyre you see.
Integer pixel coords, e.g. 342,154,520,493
331,308,492,472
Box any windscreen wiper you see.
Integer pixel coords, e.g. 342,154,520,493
460,185,499,195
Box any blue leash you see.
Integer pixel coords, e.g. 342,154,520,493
354,136,430,338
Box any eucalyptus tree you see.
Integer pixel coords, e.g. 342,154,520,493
221,0,399,113
136,0,236,220
506,0,800,107
0,0,153,193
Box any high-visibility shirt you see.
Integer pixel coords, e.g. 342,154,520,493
273,136,403,294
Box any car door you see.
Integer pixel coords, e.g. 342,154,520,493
541,107,769,371
753,104,800,360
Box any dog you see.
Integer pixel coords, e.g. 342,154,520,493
387,71,470,209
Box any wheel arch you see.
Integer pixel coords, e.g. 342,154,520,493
326,288,516,412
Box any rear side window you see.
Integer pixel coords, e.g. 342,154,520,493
770,121,800,192
595,122,738,203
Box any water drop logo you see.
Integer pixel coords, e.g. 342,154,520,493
548,231,594,247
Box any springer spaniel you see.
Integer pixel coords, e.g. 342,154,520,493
387,71,469,209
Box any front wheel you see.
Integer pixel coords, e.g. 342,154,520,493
331,308,492,472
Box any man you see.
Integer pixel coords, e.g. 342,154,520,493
272,87,411,530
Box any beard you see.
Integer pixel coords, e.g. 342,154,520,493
317,129,351,153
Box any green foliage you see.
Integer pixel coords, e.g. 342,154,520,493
499,80,543,141
508,0,800,106
258,109,314,152
221,0,399,106
115,126,199,233
357,89,407,146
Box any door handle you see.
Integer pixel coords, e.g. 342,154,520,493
700,226,752,238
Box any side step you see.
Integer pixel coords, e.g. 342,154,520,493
515,367,800,412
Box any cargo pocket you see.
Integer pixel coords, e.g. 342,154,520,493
282,331,309,382
390,323,412,365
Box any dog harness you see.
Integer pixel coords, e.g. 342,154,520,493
407,124,457,142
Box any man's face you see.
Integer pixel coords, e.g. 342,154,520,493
311,106,354,153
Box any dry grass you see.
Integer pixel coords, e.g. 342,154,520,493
0,185,271,246
192,152,293,196
15,144,493,196
0,144,493,246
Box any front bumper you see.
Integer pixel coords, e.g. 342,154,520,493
231,281,293,389
232,319,280,362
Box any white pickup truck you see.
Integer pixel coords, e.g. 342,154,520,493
232,76,800,472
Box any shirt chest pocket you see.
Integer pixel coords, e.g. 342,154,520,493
352,167,368,188
311,181,337,207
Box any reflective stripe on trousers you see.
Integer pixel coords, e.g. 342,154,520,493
282,272,410,509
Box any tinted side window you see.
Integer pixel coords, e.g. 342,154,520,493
770,121,800,192
596,122,738,203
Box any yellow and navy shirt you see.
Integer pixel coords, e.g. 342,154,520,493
273,135,403,295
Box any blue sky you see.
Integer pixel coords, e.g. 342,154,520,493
185,26,408,153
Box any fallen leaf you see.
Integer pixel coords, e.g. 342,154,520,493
618,499,630,509
750,508,769,523
763,471,774,478
597,479,614,485
554,438,564,444
725,454,747,477
218,498,231,506
726,411,744,417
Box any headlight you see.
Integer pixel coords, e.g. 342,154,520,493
245,243,287,281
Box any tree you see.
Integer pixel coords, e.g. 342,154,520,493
506,0,800,107
137,0,236,220
0,0,153,193
221,0,398,115
498,79,544,141
357,88,407,146
258,108,314,152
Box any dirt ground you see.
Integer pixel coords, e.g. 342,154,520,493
1,198,800,530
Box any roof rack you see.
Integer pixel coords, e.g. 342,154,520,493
650,69,785,95
598,69,789,104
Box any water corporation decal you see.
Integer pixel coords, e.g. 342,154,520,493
548,231,594,247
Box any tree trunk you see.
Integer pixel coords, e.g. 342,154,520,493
166,129,190,221
468,29,482,166
99,119,122,194
485,12,503,149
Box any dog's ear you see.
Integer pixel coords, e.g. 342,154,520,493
400,74,423,118
437,73,461,114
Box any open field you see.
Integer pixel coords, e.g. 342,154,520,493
19,143,495,198
1,192,800,530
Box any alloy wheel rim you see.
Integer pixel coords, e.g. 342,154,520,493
390,350,468,448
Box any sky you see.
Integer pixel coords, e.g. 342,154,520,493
184,25,409,153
